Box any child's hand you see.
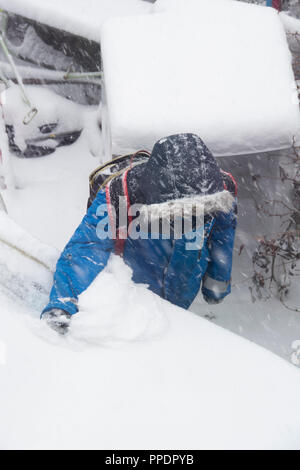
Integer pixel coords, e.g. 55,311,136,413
42,309,72,335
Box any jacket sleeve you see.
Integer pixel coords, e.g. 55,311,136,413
42,190,115,316
202,200,237,303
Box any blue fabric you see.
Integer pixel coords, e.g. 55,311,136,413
42,191,237,316
42,191,114,316
202,202,237,301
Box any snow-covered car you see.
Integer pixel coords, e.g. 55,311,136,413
0,0,152,158
1,0,300,161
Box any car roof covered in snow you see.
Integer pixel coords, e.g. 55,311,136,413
101,0,300,157
0,0,152,42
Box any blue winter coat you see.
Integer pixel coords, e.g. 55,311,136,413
42,189,237,316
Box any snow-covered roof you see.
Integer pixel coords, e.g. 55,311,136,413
101,0,300,157
0,0,152,42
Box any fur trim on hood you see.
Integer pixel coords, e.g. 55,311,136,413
139,190,235,220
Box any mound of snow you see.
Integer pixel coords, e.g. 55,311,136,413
0,0,152,42
1,255,300,449
101,0,300,157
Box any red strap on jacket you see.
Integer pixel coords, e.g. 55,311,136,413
221,170,238,197
105,170,131,257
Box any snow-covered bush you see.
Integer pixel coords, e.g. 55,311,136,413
251,145,300,311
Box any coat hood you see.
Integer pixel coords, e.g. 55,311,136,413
138,133,234,217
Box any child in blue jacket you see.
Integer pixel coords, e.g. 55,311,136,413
42,134,237,334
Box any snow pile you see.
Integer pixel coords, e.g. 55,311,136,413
72,256,168,345
101,0,300,157
1,250,300,449
0,0,152,42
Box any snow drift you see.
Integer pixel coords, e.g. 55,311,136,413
101,0,300,157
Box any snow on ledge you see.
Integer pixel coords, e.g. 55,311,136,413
280,11,300,35
101,0,300,157
0,0,152,42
